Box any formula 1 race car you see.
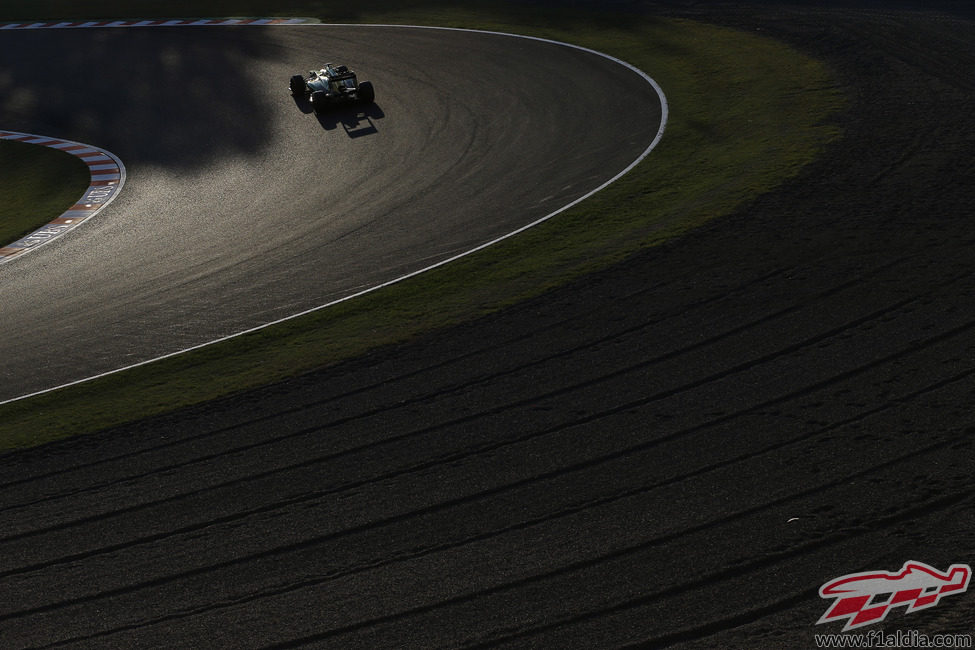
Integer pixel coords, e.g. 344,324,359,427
289,64,375,112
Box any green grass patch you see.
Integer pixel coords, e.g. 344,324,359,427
0,4,846,450
0,139,90,246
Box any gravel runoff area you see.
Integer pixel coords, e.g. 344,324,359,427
0,2,973,648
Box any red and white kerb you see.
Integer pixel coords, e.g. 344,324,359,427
0,132,126,263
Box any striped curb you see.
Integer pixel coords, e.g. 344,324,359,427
0,131,126,264
0,18,312,30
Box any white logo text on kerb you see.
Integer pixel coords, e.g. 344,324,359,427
82,186,116,204
817,561,971,631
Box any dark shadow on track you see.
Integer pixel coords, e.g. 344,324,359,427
291,91,315,115
316,103,385,137
290,87,385,135
0,27,278,169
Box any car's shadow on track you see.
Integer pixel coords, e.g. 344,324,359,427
292,94,316,116
291,94,385,138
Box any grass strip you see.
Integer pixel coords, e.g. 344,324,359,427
0,4,845,450
0,139,90,246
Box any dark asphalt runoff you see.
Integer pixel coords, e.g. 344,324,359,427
0,24,661,402
2,3,975,649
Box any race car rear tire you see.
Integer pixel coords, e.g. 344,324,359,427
357,81,375,104
289,74,306,95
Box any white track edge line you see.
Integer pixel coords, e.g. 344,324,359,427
0,21,668,407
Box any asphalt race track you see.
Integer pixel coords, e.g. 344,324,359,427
0,24,661,402
2,3,975,648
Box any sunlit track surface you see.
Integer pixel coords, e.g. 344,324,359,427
0,24,661,402
2,4,975,649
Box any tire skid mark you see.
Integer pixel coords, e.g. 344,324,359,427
0,132,125,264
